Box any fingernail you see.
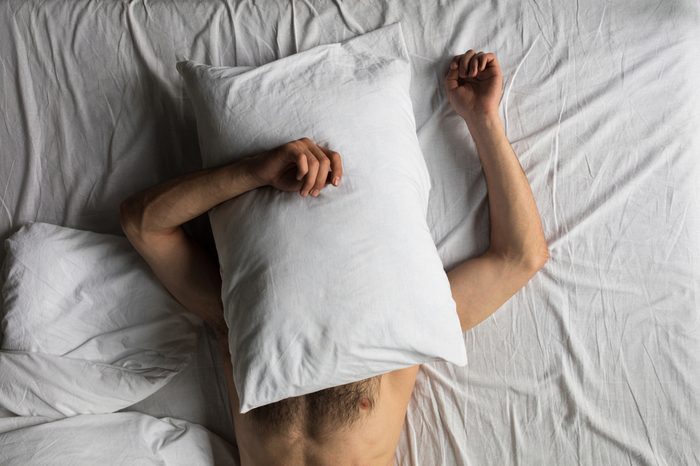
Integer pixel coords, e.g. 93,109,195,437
311,189,319,197
333,177,339,186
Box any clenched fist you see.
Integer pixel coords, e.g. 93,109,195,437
445,50,503,122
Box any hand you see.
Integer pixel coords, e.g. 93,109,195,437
445,50,503,122
245,137,343,197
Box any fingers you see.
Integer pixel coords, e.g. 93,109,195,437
465,52,483,78
473,52,485,76
445,58,460,91
449,50,498,80
477,52,497,76
299,151,319,197
320,146,343,187
458,50,477,79
478,53,488,71
306,143,330,197
293,150,308,181
294,137,343,197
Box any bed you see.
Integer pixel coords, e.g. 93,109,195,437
1,0,699,464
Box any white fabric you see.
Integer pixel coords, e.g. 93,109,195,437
1,1,699,465
0,412,237,465
177,22,468,413
0,222,200,417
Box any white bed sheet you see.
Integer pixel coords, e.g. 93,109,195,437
0,411,237,465
1,0,699,465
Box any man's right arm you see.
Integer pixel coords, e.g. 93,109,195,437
444,50,548,332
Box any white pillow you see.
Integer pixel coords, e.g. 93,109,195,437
177,22,467,413
0,222,200,417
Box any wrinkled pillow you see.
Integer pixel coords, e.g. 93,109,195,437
177,22,467,413
0,222,200,417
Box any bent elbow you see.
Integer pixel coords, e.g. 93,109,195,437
523,245,549,272
119,198,143,240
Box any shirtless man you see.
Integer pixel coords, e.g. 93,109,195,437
120,50,548,466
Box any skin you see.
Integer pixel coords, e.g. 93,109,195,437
120,50,548,465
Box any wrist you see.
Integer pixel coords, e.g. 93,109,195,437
226,156,267,193
462,110,502,132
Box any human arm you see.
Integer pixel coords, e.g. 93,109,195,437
119,160,260,337
444,50,549,332
119,138,343,337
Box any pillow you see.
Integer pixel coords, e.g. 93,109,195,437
0,222,200,417
176,22,467,413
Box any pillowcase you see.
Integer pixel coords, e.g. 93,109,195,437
177,22,467,413
0,222,200,417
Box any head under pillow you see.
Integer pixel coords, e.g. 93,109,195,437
177,22,467,413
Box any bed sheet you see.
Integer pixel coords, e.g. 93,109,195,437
0,411,237,464
1,0,699,465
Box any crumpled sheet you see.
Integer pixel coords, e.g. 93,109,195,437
0,0,699,465
0,412,237,465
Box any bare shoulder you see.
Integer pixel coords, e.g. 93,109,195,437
382,365,420,393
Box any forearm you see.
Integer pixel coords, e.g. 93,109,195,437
465,114,548,263
122,157,263,233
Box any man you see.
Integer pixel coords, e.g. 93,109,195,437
120,50,548,466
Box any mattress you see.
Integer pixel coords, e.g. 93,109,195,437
1,0,699,464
